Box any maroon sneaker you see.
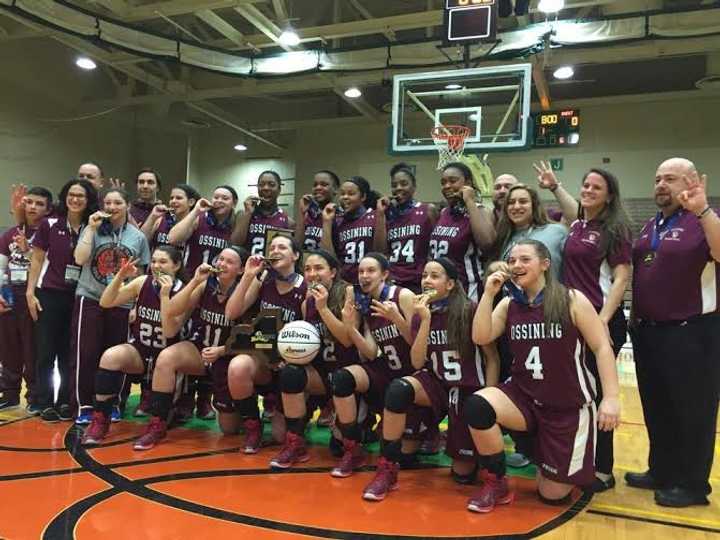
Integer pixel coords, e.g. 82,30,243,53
467,472,514,513
81,411,111,445
330,439,367,478
362,457,399,501
133,417,167,451
134,389,152,417
269,432,310,469
243,418,263,454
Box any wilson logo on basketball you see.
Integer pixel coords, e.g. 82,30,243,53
280,330,312,340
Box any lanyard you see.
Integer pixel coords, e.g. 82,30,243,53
650,211,681,252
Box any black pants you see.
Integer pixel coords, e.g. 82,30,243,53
34,288,75,409
585,307,627,475
630,314,720,495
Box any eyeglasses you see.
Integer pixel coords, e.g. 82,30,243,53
67,193,87,200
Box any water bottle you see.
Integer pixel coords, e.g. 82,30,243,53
0,284,14,309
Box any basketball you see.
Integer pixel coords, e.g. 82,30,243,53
277,320,322,365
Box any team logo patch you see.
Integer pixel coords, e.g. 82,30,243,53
91,243,134,284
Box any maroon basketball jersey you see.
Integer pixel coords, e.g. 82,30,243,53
412,308,484,390
303,212,324,252
386,202,433,291
429,206,484,300
184,212,231,275
130,201,154,227
365,285,413,375
192,280,237,349
506,300,595,409
151,214,184,251
333,208,376,283
258,275,307,324
130,276,182,354
246,208,291,256
305,294,359,369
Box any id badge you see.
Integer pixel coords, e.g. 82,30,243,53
64,264,81,284
9,267,28,285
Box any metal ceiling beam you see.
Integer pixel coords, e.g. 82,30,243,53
125,0,266,22
531,57,552,110
194,9,250,49
348,0,395,41
271,0,289,24
234,4,295,52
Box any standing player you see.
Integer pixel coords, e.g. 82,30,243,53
142,184,201,251
330,253,415,478
321,177,384,283
295,170,340,251
71,188,151,423
232,171,293,256
361,258,500,501
169,185,237,275
81,246,185,444
26,180,98,422
467,240,620,513
429,162,495,301
129,168,162,227
270,248,359,469
538,166,632,491
224,235,307,453
0,187,52,412
376,163,436,293
131,247,244,450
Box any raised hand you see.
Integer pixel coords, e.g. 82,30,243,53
156,273,174,295
150,204,168,220
244,196,260,213
341,285,357,323
533,160,560,191
322,202,337,222
194,263,214,283
412,293,431,321
485,270,510,297
459,185,476,205
678,170,709,215
309,282,329,310
298,194,313,215
117,257,139,280
194,198,212,213
244,254,265,276
108,178,125,189
88,210,110,230
370,298,402,324
10,184,27,216
377,196,391,213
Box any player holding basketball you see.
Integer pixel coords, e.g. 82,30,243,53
376,163,436,293
130,246,244,450
361,258,500,501
330,253,415,478
466,239,620,513
429,162,495,301
81,246,186,444
232,170,294,256
225,235,307,454
321,177,385,283
537,164,632,492
295,170,340,251
270,248,359,469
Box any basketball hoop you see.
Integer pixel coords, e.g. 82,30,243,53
431,125,470,170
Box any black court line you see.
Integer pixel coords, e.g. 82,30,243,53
42,426,591,540
0,416,33,428
0,467,86,482
587,509,720,534
0,436,137,453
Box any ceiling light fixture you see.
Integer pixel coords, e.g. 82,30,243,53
445,83,462,90
76,57,97,70
233,144,248,151
279,28,301,47
553,66,574,80
538,0,564,13
344,87,362,98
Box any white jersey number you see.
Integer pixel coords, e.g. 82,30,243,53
383,344,403,371
139,322,166,349
524,346,544,380
343,241,366,264
389,239,415,264
251,236,265,256
428,239,449,258
431,350,462,382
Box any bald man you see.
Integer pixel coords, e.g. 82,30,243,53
491,174,518,226
627,157,720,507
77,162,104,190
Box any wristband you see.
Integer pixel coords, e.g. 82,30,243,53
697,206,712,219
549,183,560,193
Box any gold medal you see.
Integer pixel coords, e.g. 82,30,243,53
643,252,656,266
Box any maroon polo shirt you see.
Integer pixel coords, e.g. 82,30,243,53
562,219,631,311
31,217,80,292
632,208,719,322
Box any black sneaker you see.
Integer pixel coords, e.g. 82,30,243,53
57,404,73,421
41,407,61,422
0,395,20,410
25,403,43,416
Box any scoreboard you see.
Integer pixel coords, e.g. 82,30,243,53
532,109,581,147
444,0,498,43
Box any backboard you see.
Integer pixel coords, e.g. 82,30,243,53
391,64,532,154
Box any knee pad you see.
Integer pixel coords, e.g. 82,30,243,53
331,368,356,398
463,394,497,430
95,368,124,396
384,378,415,413
451,462,479,485
279,364,308,394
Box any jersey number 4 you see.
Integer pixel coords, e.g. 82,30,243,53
524,346,544,380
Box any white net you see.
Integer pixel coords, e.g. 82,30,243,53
431,125,471,170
